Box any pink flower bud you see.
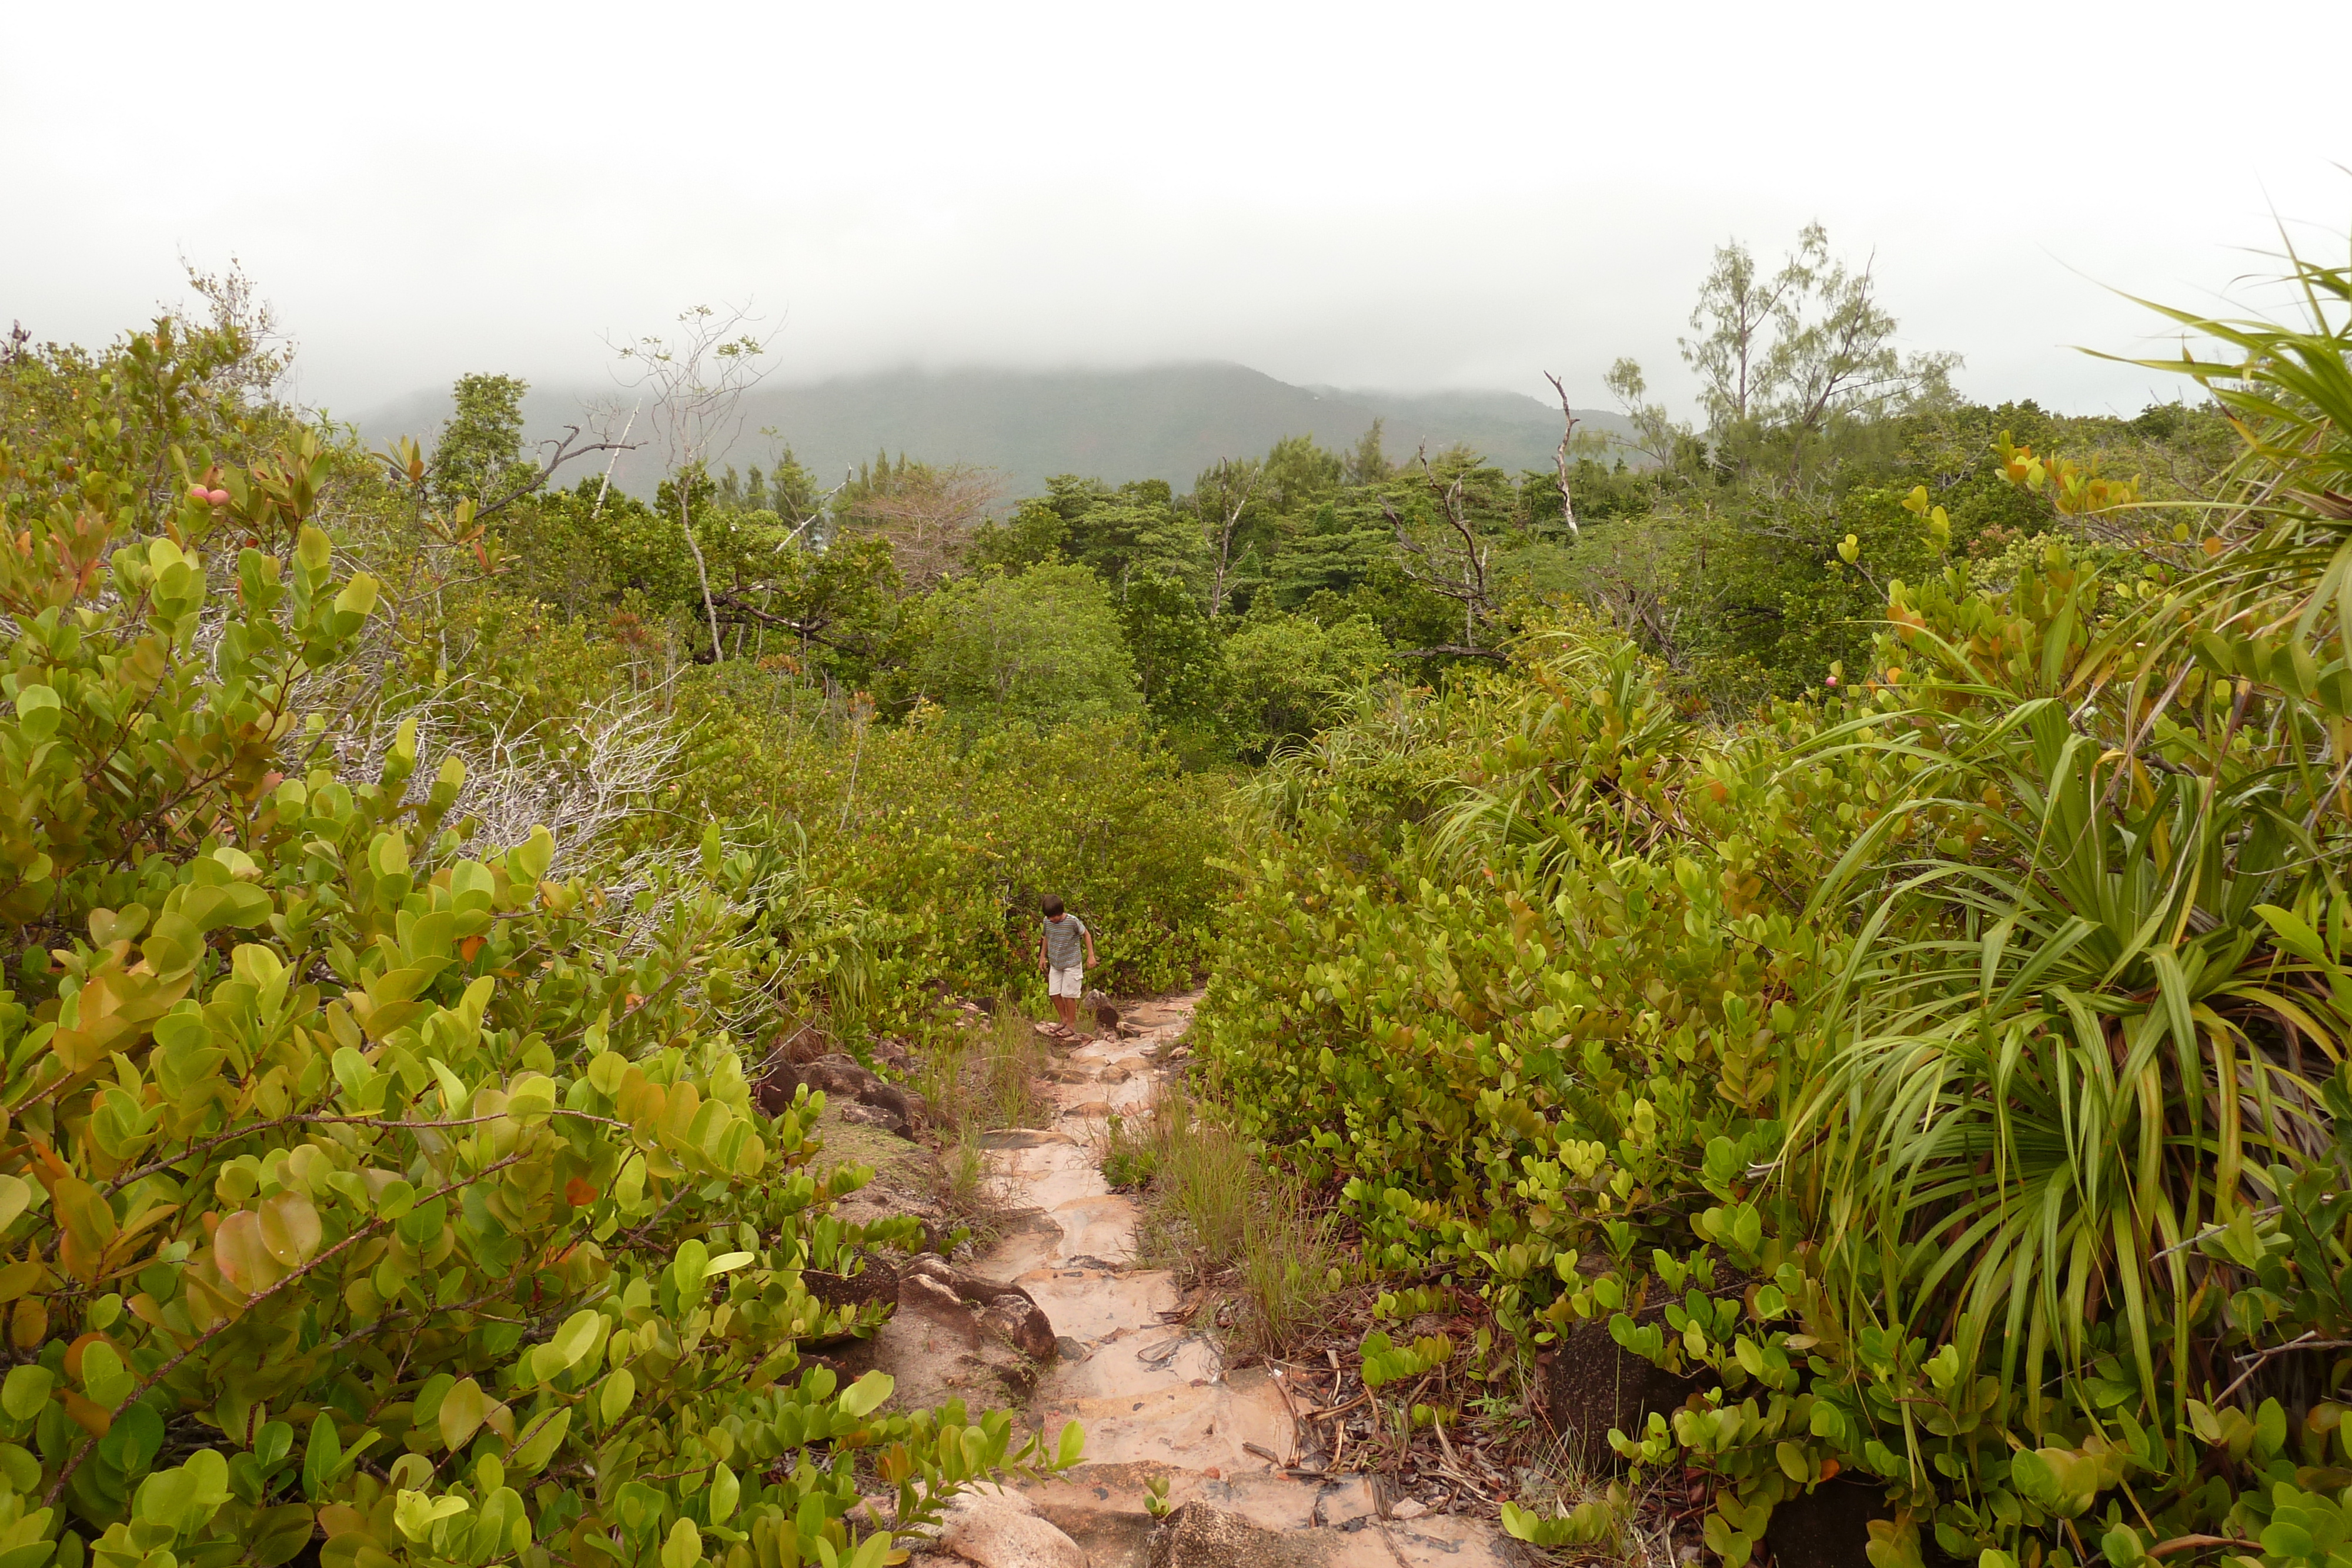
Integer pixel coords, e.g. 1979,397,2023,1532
207,489,231,505
1825,675,1839,686
187,484,209,502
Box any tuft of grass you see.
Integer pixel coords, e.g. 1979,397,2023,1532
912,1008,1052,1133
910,1024,971,1128
1100,1115,1156,1191
1136,1099,1252,1271
1238,1165,1345,1355
974,1007,1052,1129
934,1131,1003,1239
1101,1091,1188,1191
906,1007,1055,1249
1131,1099,1344,1355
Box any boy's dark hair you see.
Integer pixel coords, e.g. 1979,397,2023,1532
1041,895,1064,918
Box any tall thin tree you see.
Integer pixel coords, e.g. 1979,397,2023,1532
612,305,778,661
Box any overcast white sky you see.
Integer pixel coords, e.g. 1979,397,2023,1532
5,0,2347,422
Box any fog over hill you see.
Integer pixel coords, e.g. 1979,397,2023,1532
349,363,1635,503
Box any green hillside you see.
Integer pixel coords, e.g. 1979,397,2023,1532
352,361,1632,499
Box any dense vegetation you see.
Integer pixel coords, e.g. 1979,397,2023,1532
8,218,2349,1568
0,292,1104,1568
1198,242,2352,1567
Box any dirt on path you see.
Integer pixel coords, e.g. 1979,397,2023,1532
930,992,1518,1568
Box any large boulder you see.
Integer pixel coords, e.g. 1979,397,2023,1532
866,1081,931,1132
833,1275,1030,1410
755,1052,929,1133
938,1490,1088,1568
982,1296,1058,1361
1082,991,1121,1034
799,1052,886,1099
902,1256,1058,1360
1763,1482,1958,1568
1539,1265,1751,1467
802,1249,903,1316
836,1101,908,1134
828,1256,1058,1411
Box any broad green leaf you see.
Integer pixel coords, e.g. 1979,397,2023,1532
302,1412,342,1500
393,1490,468,1542
550,1309,603,1370
599,1369,635,1425
79,1342,135,1408
12,684,60,742
587,1052,629,1096
438,1378,487,1453
0,1367,52,1423
836,1371,893,1419
259,1191,323,1267
134,1449,232,1532
333,573,379,620
426,1056,472,1114
0,1176,32,1234
509,1409,570,1477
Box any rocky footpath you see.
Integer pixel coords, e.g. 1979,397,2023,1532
839,993,1521,1568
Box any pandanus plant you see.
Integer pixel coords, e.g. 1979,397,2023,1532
1790,238,2352,1478
1791,678,2346,1456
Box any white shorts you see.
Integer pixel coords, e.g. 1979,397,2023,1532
1048,965,1084,999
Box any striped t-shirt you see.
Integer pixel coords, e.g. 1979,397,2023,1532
1044,915,1088,969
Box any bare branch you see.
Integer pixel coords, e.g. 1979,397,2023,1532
831,462,1004,588
590,401,642,520
1543,371,1582,543
1379,447,1504,657
1197,457,1264,619
470,423,642,523
1392,645,1510,663
609,303,784,661
707,589,862,654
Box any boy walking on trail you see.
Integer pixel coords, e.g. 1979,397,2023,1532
1039,895,1096,1033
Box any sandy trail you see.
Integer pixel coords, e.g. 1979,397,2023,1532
960,994,1513,1568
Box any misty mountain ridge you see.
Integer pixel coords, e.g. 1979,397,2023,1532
346,362,1635,503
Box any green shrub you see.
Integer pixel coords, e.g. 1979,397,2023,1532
669,690,1231,1017
914,564,1140,729
1194,244,2352,1568
0,318,1074,1568
1219,610,1389,758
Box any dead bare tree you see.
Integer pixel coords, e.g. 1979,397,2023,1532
1544,372,1582,543
1380,448,1508,662
832,462,1005,588
1193,456,1263,618
590,401,642,520
612,304,779,661
307,674,685,874
1583,556,1692,671
780,469,850,549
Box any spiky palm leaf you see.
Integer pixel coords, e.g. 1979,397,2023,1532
1792,690,2346,1451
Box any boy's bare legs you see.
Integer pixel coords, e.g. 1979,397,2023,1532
1054,994,1079,1029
